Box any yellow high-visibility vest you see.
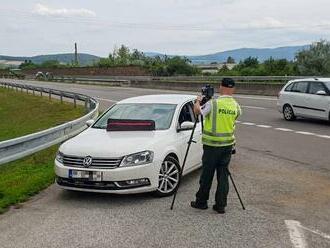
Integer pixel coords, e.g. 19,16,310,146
202,97,241,147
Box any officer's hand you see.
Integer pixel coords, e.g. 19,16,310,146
196,95,202,103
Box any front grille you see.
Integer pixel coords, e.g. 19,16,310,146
63,155,123,169
56,177,150,190
57,177,118,190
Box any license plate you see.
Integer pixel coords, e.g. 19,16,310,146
68,170,103,182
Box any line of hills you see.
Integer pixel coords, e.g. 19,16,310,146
0,45,309,66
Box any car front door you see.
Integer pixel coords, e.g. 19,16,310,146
290,81,309,116
176,101,202,173
305,82,330,119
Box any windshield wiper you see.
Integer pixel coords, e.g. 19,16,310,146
91,126,106,129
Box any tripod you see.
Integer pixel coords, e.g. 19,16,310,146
170,115,246,211
170,117,199,210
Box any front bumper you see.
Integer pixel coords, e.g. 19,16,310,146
54,159,161,194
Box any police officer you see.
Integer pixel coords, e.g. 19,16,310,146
191,78,241,214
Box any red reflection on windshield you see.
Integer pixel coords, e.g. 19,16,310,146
107,119,156,131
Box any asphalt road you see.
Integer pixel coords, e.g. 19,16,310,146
0,80,329,248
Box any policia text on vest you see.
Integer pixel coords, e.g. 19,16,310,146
191,78,242,214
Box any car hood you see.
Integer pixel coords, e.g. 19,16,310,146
60,128,170,158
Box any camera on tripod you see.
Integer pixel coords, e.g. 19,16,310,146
201,84,214,105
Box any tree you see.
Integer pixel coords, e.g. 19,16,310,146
218,64,229,74
117,45,131,65
131,49,145,60
40,60,62,68
95,44,200,76
226,56,235,64
19,60,37,69
242,57,259,68
264,57,292,75
295,40,330,75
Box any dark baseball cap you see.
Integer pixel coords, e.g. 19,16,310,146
221,78,235,88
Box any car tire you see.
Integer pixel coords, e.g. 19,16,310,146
154,156,181,197
283,104,296,121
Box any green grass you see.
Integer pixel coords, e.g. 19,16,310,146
0,87,85,141
0,146,58,213
0,87,85,213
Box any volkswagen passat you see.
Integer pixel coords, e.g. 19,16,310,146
55,94,202,196
278,78,330,121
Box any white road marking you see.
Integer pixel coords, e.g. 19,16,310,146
275,128,293,132
295,131,315,136
315,135,330,139
285,220,307,248
241,105,266,110
238,122,330,140
256,124,272,128
96,97,118,103
299,224,330,240
241,122,256,126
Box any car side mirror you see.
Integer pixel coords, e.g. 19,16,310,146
86,119,95,127
316,90,327,96
178,121,194,132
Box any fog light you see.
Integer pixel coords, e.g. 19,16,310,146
127,180,137,185
116,178,150,188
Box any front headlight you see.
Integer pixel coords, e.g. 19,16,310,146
120,151,154,167
55,151,64,163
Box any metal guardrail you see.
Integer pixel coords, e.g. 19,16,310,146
51,76,131,86
47,75,312,85
150,76,309,83
0,81,99,165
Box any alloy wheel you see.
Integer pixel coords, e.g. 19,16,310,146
283,105,295,121
158,159,180,194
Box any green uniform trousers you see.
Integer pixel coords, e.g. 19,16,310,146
195,145,233,207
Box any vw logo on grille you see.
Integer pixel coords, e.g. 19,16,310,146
83,156,93,168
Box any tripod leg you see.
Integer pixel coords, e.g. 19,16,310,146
227,169,246,210
170,118,199,210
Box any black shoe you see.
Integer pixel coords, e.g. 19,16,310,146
190,201,208,210
213,205,225,214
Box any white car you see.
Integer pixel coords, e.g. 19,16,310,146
55,94,202,196
278,78,330,121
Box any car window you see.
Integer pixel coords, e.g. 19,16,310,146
93,103,177,130
308,82,326,94
291,82,308,93
178,102,195,125
324,82,330,91
284,83,294,92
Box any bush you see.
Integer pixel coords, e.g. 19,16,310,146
95,45,200,76
295,40,330,76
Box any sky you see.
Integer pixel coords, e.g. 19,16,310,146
1,0,330,57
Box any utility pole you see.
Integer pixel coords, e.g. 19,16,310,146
74,42,78,65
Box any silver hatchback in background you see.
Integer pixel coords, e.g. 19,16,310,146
277,78,330,121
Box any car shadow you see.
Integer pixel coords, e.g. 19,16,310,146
296,118,330,126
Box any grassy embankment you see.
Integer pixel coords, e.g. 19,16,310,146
0,87,85,213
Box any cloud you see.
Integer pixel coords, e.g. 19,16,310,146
232,17,288,30
34,3,96,18
247,17,286,29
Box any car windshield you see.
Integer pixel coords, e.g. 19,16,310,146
93,103,177,130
